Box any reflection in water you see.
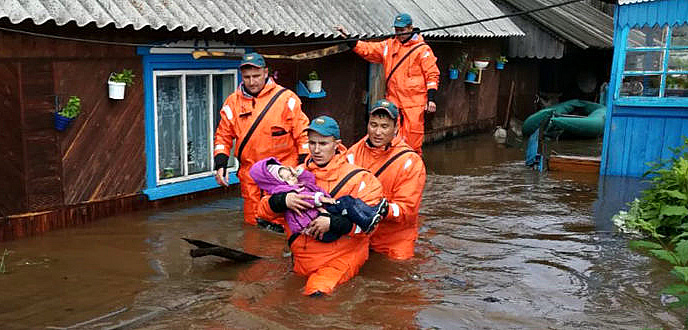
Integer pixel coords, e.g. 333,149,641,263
0,134,683,328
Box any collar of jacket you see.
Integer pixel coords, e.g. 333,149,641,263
363,134,405,155
305,143,349,183
240,77,276,99
391,33,425,55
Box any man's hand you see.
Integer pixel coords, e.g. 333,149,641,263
304,215,331,240
334,25,349,38
425,101,437,113
286,192,313,216
215,168,228,186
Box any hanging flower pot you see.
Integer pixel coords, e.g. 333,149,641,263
108,69,135,100
108,81,126,99
306,70,322,93
466,71,477,82
54,112,73,131
496,56,508,70
449,68,459,80
53,96,81,131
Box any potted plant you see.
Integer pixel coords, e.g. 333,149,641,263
496,56,508,70
449,53,468,80
108,69,135,100
466,67,479,83
54,96,81,131
474,57,490,70
306,70,322,93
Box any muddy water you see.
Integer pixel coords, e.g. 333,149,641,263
0,134,683,329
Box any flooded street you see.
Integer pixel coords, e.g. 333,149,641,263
1,134,683,329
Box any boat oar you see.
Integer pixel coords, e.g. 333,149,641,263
182,238,261,262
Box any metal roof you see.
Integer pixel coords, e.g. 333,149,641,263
496,2,566,59
497,0,614,49
618,0,656,4
0,0,523,39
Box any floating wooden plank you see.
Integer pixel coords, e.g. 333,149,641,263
548,155,601,173
182,238,261,262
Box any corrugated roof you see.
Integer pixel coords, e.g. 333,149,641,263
618,0,656,5
497,0,614,49
0,0,523,39
495,2,566,59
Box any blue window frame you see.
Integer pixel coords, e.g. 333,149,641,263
617,24,688,104
138,48,243,200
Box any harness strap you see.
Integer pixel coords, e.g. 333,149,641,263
236,88,288,162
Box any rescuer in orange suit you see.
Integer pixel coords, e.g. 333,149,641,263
214,52,309,231
336,13,440,154
347,99,426,260
255,116,385,296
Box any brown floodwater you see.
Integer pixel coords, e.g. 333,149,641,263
0,134,683,329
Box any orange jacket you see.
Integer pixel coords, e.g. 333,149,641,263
256,144,385,295
353,34,439,110
346,135,426,259
213,79,309,166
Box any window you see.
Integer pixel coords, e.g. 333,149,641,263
621,24,688,98
153,69,238,185
619,24,688,98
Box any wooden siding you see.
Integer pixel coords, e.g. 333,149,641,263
0,62,25,215
20,60,65,211
53,59,146,204
602,110,688,176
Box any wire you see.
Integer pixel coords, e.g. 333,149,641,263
0,0,584,49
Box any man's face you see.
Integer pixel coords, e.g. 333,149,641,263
367,113,397,147
308,131,339,166
240,66,269,94
394,25,414,42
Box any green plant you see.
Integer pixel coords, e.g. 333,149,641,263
307,70,319,81
478,56,491,61
109,69,135,86
468,67,479,74
0,249,9,274
57,96,81,119
497,56,508,63
450,53,468,70
614,137,688,325
614,137,688,239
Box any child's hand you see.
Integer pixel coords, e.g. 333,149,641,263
319,196,337,204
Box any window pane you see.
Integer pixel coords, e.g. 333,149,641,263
624,51,664,72
627,26,667,48
156,76,183,179
620,75,661,97
671,25,688,47
669,50,688,71
666,74,688,97
212,74,237,168
186,75,210,175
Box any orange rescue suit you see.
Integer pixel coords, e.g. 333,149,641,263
347,135,426,260
256,144,384,295
214,79,309,225
353,34,440,153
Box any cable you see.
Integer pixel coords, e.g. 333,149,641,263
0,0,583,49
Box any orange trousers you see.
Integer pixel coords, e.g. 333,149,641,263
399,106,425,154
290,234,370,295
237,166,285,227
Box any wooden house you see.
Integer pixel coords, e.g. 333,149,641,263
600,0,688,176
0,0,522,240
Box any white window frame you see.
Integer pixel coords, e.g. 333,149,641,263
153,69,238,185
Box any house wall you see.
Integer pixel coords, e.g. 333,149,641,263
601,0,688,177
0,25,507,223
0,29,146,214
0,62,25,216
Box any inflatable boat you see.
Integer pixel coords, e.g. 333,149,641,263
522,99,606,139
